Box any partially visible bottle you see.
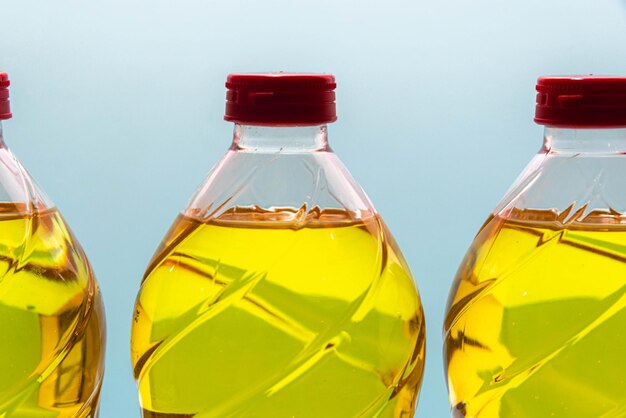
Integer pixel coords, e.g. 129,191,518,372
445,76,626,417
0,73,105,417
131,73,425,417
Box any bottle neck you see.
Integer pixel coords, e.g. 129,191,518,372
231,124,330,153
0,121,5,148
543,127,626,154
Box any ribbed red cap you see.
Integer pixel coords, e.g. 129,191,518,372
0,73,11,120
224,73,337,126
535,76,626,128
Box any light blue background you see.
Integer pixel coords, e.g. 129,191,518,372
1,1,626,416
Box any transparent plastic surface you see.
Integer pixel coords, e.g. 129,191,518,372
0,123,105,417
131,125,425,417
445,128,626,418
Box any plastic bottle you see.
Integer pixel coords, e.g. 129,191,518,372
445,76,626,418
131,73,425,417
0,73,105,417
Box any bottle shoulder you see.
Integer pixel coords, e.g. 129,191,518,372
495,150,626,220
0,144,54,214
185,149,376,224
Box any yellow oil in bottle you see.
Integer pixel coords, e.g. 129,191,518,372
131,208,424,418
0,203,105,417
445,208,626,418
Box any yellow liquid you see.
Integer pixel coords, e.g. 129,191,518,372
0,203,105,417
131,208,425,417
445,209,626,418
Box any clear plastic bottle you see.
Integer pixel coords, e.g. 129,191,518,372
131,73,425,417
0,73,105,417
445,76,626,417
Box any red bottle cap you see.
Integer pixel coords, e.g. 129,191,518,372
535,76,626,128
0,72,11,120
224,73,337,126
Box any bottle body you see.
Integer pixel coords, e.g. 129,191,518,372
0,124,105,417
131,125,425,417
445,128,626,418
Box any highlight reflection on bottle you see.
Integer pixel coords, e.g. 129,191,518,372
131,73,425,417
